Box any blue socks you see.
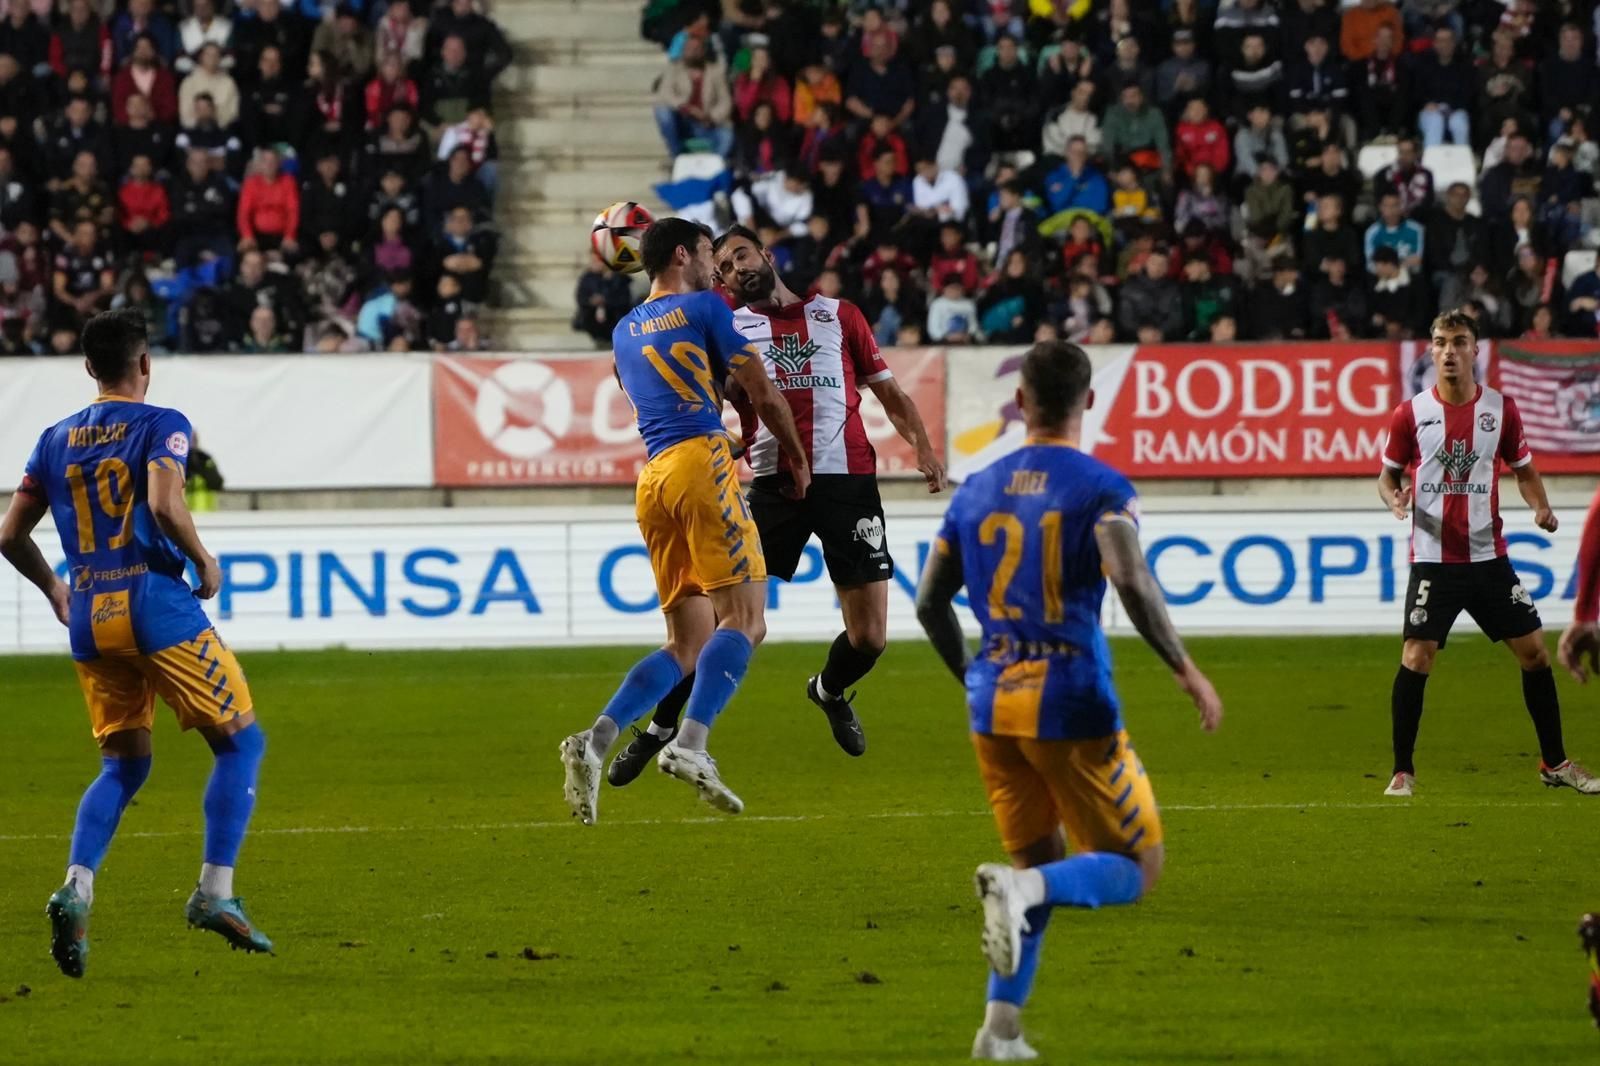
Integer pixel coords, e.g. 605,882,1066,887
68,755,152,871
988,907,1051,1006
684,629,754,727
986,853,1145,1009
203,723,266,868
599,649,684,732
1038,852,1145,908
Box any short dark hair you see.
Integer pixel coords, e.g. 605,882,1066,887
640,216,713,279
80,309,147,383
712,223,763,254
1020,341,1093,425
1431,306,1480,342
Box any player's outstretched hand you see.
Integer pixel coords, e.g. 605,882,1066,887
1535,507,1559,533
918,449,948,494
48,577,69,627
1390,485,1412,521
785,463,811,500
196,553,223,600
1176,659,1223,732
1559,621,1600,684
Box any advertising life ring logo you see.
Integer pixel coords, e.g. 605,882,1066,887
473,362,574,459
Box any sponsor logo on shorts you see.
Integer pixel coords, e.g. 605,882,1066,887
166,431,190,457
1478,412,1497,433
1510,584,1534,609
852,515,885,550
91,597,129,625
1409,607,1428,627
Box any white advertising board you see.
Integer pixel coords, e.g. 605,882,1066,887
0,504,1587,655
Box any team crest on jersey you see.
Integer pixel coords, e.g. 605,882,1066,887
809,307,835,323
1510,584,1534,609
166,431,190,457
1409,608,1428,627
1432,438,1478,480
853,515,885,550
1478,412,1497,433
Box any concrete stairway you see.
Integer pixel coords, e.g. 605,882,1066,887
487,0,666,350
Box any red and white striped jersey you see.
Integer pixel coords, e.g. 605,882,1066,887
1382,384,1533,563
733,295,893,476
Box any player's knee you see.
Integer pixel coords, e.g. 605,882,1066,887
1401,641,1436,673
1136,846,1165,896
849,625,886,659
739,614,768,647
1518,643,1552,671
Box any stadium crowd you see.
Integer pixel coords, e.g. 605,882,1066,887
0,0,509,355
597,0,1600,348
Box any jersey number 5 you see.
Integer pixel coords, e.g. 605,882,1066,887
65,459,134,553
979,511,1064,624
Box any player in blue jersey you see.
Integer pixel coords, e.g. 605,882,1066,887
559,217,811,823
0,310,271,978
916,341,1223,1061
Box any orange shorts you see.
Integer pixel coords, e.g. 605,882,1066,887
635,433,766,611
74,628,254,741
972,729,1163,856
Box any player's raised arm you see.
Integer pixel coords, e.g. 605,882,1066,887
1095,516,1222,731
915,538,969,682
0,490,69,626
148,460,222,599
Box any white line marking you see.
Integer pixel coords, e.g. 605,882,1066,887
0,800,1574,845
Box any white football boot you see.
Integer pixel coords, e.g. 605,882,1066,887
1540,760,1600,794
974,863,1032,978
972,1027,1039,1061
657,745,745,814
1383,772,1415,797
559,733,603,825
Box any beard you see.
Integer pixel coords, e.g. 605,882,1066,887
734,261,778,303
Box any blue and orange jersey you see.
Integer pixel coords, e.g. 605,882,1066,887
935,438,1140,740
612,288,758,459
18,397,210,661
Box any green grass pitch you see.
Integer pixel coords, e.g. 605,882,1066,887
1,636,1597,1065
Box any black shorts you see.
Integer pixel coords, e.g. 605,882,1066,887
748,473,895,587
1402,557,1543,648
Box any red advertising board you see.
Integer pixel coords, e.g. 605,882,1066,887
434,349,946,488
1490,341,1600,475
1092,343,1398,478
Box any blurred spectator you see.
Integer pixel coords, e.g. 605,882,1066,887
50,150,111,245
237,305,290,352
356,268,420,349
1562,255,1600,337
1521,303,1554,339
176,0,231,76
1365,191,1425,272
304,50,362,161
978,249,1045,344
1286,34,1347,117
366,107,430,184
1478,33,1532,144
793,63,842,128
858,146,912,237
861,235,917,292
376,0,428,72
431,204,495,303
300,149,355,249
1424,182,1486,291
41,96,111,190
1309,255,1368,338
170,147,234,264
1297,143,1360,214
1174,98,1229,182
223,247,304,342
426,273,465,349
1302,193,1364,280
1283,0,1341,67
180,287,229,352
421,34,487,127
654,35,732,158
1480,131,1541,218
1538,24,1596,142
917,74,988,177
437,108,497,199
1156,30,1210,111
52,219,115,332
929,222,979,293
241,46,303,149
863,267,924,347
1373,137,1434,219
176,93,242,172
909,0,975,79
1175,164,1230,235
1232,104,1289,186
1367,244,1423,337
1290,104,1338,175
314,5,374,83
1242,156,1296,261
0,146,36,230
574,251,633,346
856,112,907,180
1041,80,1101,159
1342,0,1404,62
1537,138,1593,250
1487,196,1547,278
845,32,914,128
423,146,488,232
734,167,813,236
1439,263,1513,336
113,34,178,126
1224,34,1284,122
117,153,169,257
179,43,238,128
1103,36,1154,102
51,0,112,88
1352,25,1406,140
237,147,299,254
1181,255,1240,340
1110,163,1160,240
1042,137,1109,218
1102,84,1168,171
366,55,418,130
1214,0,1279,69
111,0,177,67
1117,246,1184,342
447,315,485,352
1247,256,1309,340
1411,26,1473,148
233,0,304,79
910,156,968,224
926,279,978,343
733,45,789,125
1508,245,1559,331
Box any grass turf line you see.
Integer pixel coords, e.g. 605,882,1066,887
0,636,1595,1065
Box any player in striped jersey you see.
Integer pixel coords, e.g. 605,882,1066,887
606,225,946,782
1558,484,1600,682
1378,309,1598,797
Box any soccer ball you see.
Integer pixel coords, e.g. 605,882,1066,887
590,201,653,274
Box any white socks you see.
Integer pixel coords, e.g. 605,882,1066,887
814,676,837,701
65,865,94,904
588,719,619,758
983,1001,1023,1040
1015,868,1046,909
676,720,709,751
646,720,675,739
200,863,234,899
